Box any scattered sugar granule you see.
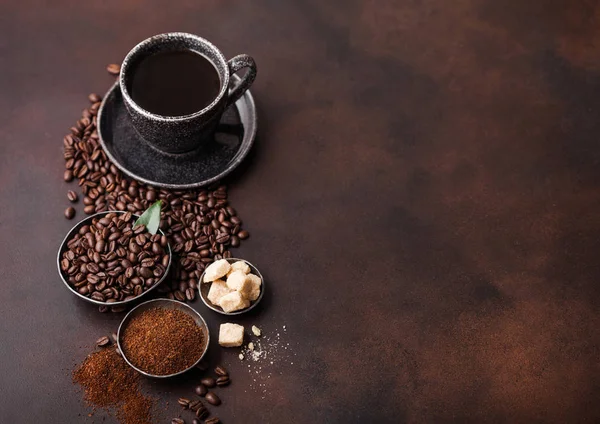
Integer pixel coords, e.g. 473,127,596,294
239,353,244,360
239,324,297,399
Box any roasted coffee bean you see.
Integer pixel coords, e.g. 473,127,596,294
153,265,165,277
90,292,105,302
98,305,109,313
65,207,76,219
139,267,153,278
94,239,105,253
214,365,228,376
195,384,208,397
185,287,196,301
87,274,100,285
195,407,209,419
96,336,111,347
201,377,216,388
204,392,221,406
61,258,70,271
171,419,184,424
88,93,101,103
67,190,79,203
111,332,118,342
216,376,230,386
141,257,154,267
238,230,249,239
174,290,186,302
192,419,201,424
86,263,99,273
189,399,203,411
106,63,121,75
204,418,220,424
178,397,191,408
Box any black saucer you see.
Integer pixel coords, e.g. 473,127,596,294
97,78,257,189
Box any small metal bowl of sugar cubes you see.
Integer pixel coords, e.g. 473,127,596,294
199,258,264,315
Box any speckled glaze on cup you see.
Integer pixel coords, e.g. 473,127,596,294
119,32,257,154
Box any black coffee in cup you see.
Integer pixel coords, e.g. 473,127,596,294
128,50,221,117
120,32,256,153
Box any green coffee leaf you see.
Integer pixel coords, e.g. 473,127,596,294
134,200,162,235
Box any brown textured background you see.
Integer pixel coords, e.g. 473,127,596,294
1,0,600,422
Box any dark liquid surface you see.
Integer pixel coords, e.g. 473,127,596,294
128,50,221,117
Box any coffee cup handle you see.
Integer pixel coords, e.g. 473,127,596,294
226,54,257,107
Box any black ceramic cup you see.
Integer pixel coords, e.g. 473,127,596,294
119,32,257,154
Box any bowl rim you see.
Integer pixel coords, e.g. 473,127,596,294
198,257,265,315
116,298,210,378
57,210,172,306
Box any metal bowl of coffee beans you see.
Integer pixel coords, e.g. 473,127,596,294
199,258,265,315
117,298,210,378
57,211,172,306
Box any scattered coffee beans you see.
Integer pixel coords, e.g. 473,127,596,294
189,399,204,411
62,90,250,308
107,63,121,75
96,335,111,347
195,384,208,397
214,365,228,376
196,406,209,419
60,212,168,303
179,363,230,422
205,392,221,406
178,398,191,409
200,377,216,388
67,190,79,202
121,307,205,376
205,418,220,424
73,347,154,424
171,418,185,424
65,207,75,220
216,376,230,387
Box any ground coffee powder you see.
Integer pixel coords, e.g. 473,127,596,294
121,307,206,376
73,348,154,424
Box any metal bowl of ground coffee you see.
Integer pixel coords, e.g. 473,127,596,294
117,299,210,378
199,257,265,315
57,211,172,307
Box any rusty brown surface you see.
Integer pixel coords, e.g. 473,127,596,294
1,0,600,422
